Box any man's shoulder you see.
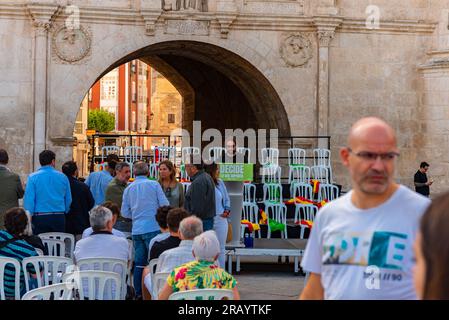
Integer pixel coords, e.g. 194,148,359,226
396,185,431,208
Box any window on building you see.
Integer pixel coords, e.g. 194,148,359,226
168,114,175,124
131,60,136,73
132,81,136,102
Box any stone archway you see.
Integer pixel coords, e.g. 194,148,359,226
48,38,292,164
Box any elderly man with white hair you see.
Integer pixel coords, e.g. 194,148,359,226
158,230,240,300
73,205,129,264
142,215,203,300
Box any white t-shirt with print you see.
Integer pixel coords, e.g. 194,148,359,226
301,185,430,300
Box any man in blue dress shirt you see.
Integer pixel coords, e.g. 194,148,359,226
24,150,72,234
121,161,169,299
85,154,119,205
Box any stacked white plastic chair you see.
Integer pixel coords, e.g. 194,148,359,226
152,272,170,300
313,148,333,183
21,282,75,300
261,148,280,183
318,184,340,202
208,147,225,162
294,204,319,238
241,183,260,238
154,146,175,163
76,258,128,300
0,257,21,300
288,148,307,183
99,146,120,171
22,256,74,291
265,203,288,239
124,146,143,177
38,232,75,259
62,270,122,300
236,147,251,163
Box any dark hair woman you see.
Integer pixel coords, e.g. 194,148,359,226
0,207,40,298
158,160,184,208
414,192,449,299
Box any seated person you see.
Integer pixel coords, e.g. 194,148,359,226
74,205,129,299
0,207,38,299
158,230,240,300
81,201,126,239
148,205,172,254
148,208,190,261
142,215,203,300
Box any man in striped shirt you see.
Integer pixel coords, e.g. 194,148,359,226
0,208,37,299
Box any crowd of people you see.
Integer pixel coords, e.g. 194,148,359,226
1,117,449,300
0,147,238,300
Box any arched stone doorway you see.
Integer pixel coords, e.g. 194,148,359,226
93,40,291,136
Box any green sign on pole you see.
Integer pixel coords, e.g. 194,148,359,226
219,163,254,182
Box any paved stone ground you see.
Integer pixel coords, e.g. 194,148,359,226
228,257,306,300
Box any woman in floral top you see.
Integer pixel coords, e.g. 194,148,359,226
158,230,240,300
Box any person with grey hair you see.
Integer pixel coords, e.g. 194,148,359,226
158,230,240,300
121,161,169,299
73,205,129,265
142,214,202,300
105,161,131,233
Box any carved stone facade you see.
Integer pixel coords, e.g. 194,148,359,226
1,0,449,193
280,33,313,67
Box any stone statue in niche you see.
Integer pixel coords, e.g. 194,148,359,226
162,0,208,11
280,33,312,67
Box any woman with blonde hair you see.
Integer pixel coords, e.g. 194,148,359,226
158,160,184,208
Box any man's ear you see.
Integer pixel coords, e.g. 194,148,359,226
340,147,350,167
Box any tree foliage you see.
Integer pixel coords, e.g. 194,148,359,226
88,109,115,133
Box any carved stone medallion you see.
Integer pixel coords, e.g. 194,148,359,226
280,33,312,67
52,25,91,63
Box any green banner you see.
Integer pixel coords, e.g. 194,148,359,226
219,163,254,182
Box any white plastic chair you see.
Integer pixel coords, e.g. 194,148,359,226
208,147,225,162
154,146,175,163
35,248,44,256
265,203,288,239
149,163,159,180
0,257,21,300
261,165,281,184
76,258,128,300
126,239,134,287
290,182,313,200
22,256,74,291
243,183,256,204
313,148,331,167
152,271,170,300
288,148,306,166
318,184,339,202
237,147,251,163
39,232,75,259
63,270,122,300
241,203,260,239
294,204,318,238
289,165,311,184
124,146,143,177
169,288,234,300
181,147,200,163
311,165,331,184
21,282,75,300
39,238,66,257
261,148,279,166
181,182,191,196
263,183,283,205
101,146,120,162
